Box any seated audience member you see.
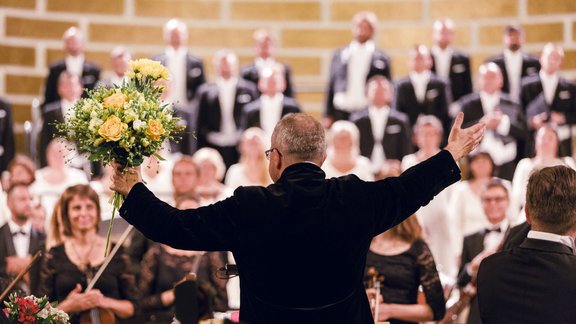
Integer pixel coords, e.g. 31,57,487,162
395,44,452,144
402,115,458,280
448,152,517,251
352,75,412,179
0,183,45,298
512,125,576,214
192,148,233,206
196,49,259,169
241,64,301,138
43,27,100,106
240,29,295,98
138,196,228,323
225,127,272,189
322,120,373,181
39,185,138,323
458,62,527,180
31,139,88,227
365,215,446,324
1,155,36,225
171,155,199,204
477,166,576,323
324,11,392,127
456,178,510,324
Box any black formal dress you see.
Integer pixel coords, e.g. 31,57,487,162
325,46,392,122
137,244,228,323
485,53,540,97
39,244,139,324
351,108,413,162
394,76,451,143
240,62,295,98
196,79,259,168
478,238,576,324
119,150,461,324
0,98,15,174
365,240,446,324
43,59,100,105
459,92,528,180
431,49,473,102
0,223,45,299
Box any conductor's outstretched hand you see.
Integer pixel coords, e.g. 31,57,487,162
110,162,142,197
445,112,485,161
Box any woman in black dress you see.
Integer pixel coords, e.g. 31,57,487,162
365,215,446,324
39,184,138,323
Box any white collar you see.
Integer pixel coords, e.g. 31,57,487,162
8,219,32,235
527,230,575,251
349,40,375,52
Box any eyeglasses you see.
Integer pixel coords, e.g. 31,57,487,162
265,148,282,160
481,196,508,204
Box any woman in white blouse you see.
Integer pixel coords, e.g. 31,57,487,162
224,127,272,189
322,120,374,181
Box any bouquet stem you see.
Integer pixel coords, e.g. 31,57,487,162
105,191,125,257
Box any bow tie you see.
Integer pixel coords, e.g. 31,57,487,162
12,230,27,236
486,227,501,233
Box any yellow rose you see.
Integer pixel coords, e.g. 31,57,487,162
146,119,165,141
98,116,127,142
103,93,129,110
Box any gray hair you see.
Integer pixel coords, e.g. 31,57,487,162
272,113,326,162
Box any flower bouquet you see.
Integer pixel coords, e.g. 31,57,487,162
57,58,184,255
3,293,70,324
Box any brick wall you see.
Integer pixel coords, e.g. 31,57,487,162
2,0,576,150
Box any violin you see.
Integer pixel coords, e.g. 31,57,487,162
0,250,42,301
365,266,385,323
78,225,134,324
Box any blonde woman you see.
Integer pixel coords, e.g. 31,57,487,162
225,127,272,189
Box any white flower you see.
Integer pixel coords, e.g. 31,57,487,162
37,307,49,319
133,119,147,131
90,110,99,118
89,118,104,130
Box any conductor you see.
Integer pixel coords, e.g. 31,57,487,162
111,112,484,324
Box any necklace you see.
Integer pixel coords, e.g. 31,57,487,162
69,239,96,272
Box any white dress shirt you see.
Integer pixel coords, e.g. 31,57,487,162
409,71,431,103
65,54,84,77
527,230,575,253
207,77,239,147
478,91,515,165
431,46,453,81
368,105,390,173
260,93,284,137
539,70,559,105
165,47,188,105
333,40,374,112
8,219,32,258
504,49,523,101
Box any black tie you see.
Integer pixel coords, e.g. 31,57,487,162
487,227,501,233
12,230,27,236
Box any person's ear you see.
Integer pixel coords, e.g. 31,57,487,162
525,208,533,225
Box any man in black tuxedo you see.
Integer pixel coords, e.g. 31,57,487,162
458,63,527,180
457,178,510,324
485,24,540,102
522,43,576,157
0,97,15,175
0,183,45,298
43,27,100,106
154,18,206,106
196,50,259,169
241,64,301,138
478,166,576,323
431,18,473,103
240,29,295,99
324,11,392,127
351,75,412,179
395,45,452,144
111,111,485,324
39,72,83,167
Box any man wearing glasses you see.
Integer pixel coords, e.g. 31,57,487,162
112,112,484,324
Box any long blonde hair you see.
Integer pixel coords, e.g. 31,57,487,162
388,215,423,243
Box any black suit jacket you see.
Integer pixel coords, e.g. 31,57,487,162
0,98,15,174
153,52,206,102
351,109,412,161
170,104,197,156
241,96,301,130
43,59,100,105
486,53,540,96
119,150,461,324
240,62,295,98
38,101,65,167
325,47,392,122
196,79,259,149
0,223,45,297
478,238,576,324
394,76,451,142
431,49,473,101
